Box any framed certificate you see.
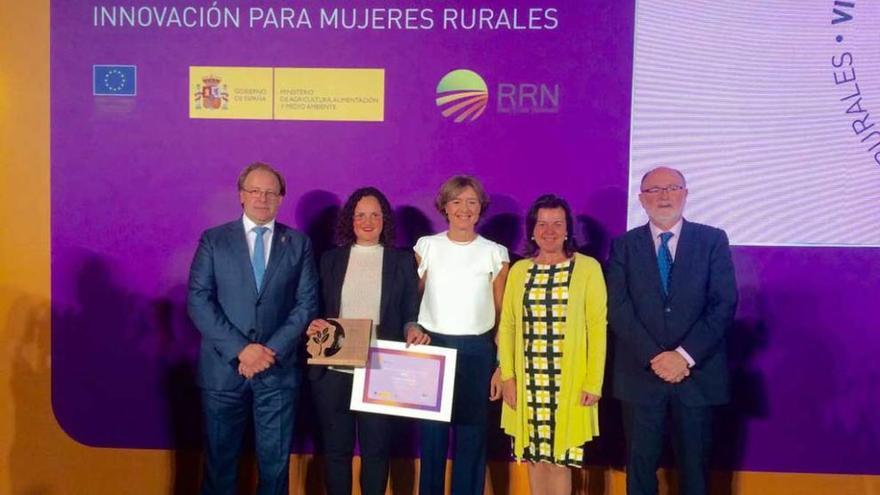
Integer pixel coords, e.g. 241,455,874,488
350,340,457,422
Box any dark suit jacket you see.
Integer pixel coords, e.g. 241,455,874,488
607,220,737,406
309,245,420,379
187,219,319,390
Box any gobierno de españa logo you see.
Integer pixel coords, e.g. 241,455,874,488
435,69,488,123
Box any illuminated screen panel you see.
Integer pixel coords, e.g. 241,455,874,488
628,0,880,246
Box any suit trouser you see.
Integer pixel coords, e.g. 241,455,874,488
311,368,394,495
419,332,494,495
201,377,298,495
622,394,713,495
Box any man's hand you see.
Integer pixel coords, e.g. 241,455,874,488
501,377,517,409
306,319,332,337
238,343,276,379
650,351,690,383
489,367,503,401
405,325,431,347
581,391,600,407
238,362,258,379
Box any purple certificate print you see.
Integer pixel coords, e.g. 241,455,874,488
351,340,457,422
363,349,445,411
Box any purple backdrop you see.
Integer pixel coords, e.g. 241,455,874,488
50,0,879,475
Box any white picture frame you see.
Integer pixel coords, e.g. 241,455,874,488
350,340,457,422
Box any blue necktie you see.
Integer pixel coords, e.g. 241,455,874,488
252,226,268,291
658,232,674,296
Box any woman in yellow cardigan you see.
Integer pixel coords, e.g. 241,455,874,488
498,194,607,495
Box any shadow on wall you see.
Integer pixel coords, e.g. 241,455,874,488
5,288,53,495
50,252,154,445
148,283,203,494
295,190,342,261
479,194,524,259
710,255,771,494
395,206,434,250
577,214,611,262
46,252,208,493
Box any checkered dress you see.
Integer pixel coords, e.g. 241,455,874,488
519,259,584,466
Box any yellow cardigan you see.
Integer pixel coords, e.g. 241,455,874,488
498,253,608,462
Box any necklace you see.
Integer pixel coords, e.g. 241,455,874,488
449,238,475,246
447,232,477,245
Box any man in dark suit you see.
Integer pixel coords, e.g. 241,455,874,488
188,162,318,495
607,166,737,495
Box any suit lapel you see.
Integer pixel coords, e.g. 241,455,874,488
329,247,351,317
667,219,695,301
636,224,665,300
258,224,287,299
379,248,393,327
228,221,259,296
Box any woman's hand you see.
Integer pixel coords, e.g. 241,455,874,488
501,377,517,409
489,367,503,401
306,319,332,337
405,325,431,346
580,391,600,407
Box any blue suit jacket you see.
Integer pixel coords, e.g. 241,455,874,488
187,218,319,390
607,220,737,406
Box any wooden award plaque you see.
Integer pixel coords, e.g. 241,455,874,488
306,318,373,367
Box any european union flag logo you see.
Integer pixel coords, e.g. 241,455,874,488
93,65,137,96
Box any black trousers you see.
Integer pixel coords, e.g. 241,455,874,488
311,369,394,495
418,332,494,495
622,394,714,495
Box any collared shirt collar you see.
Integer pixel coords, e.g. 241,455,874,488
649,218,683,259
649,218,683,241
242,215,275,234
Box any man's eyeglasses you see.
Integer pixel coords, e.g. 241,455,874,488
243,189,281,200
641,185,685,195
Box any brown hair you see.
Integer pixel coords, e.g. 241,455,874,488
434,175,490,220
237,162,287,197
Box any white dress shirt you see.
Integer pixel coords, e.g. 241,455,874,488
242,215,275,268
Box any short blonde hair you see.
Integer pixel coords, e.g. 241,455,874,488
434,175,490,220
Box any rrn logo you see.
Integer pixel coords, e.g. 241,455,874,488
435,69,488,123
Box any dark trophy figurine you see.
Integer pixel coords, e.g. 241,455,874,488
306,318,372,367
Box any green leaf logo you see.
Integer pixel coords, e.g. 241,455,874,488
436,69,489,123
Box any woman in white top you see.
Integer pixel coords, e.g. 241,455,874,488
415,175,509,495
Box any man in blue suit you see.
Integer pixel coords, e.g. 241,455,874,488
607,167,737,495
188,162,318,495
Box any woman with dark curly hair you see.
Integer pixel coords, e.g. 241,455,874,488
306,186,425,495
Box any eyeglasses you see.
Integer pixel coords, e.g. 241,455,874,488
243,188,281,200
641,185,685,195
